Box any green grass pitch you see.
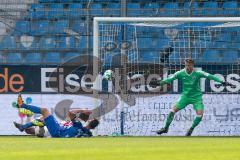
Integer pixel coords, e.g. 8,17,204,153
0,136,239,160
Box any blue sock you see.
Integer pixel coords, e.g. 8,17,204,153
21,104,41,114
21,122,34,130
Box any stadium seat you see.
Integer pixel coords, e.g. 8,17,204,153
169,51,181,63
214,41,229,49
77,36,87,49
127,3,141,16
223,50,238,62
71,21,87,34
139,51,158,62
39,37,57,49
203,50,222,63
143,3,159,16
183,2,200,16
138,38,151,49
44,52,61,63
202,2,219,16
29,4,45,19
31,21,49,35
0,52,5,63
47,4,65,20
90,3,103,16
25,53,41,63
7,53,22,63
19,35,36,49
59,0,73,3
39,0,55,3
222,1,238,16
51,20,69,34
59,36,76,49
63,52,79,62
15,21,31,35
160,2,179,17
216,33,232,43
68,4,85,19
105,3,120,16
0,36,16,49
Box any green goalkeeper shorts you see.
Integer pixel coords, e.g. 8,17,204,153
175,95,204,111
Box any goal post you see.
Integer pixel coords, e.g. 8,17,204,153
93,17,240,136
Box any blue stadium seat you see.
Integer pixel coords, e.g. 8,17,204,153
203,50,222,63
0,52,5,63
7,53,22,63
15,21,31,35
59,36,76,49
214,41,229,49
52,20,69,34
71,21,87,34
39,37,57,49
143,3,159,16
202,2,219,16
160,2,179,17
184,2,200,16
19,35,36,49
90,3,103,16
59,0,73,3
222,1,238,16
139,51,158,62
25,53,41,63
169,51,181,63
223,50,238,62
138,38,151,49
29,4,45,19
47,4,65,20
39,0,55,3
44,52,61,63
0,36,16,49
68,4,85,19
157,39,170,49
31,21,49,35
105,3,120,16
127,3,141,16
77,36,87,49
216,33,232,42
63,52,79,62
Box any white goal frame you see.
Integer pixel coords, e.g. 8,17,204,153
93,17,240,136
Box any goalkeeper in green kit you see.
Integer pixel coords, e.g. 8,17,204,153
151,58,232,136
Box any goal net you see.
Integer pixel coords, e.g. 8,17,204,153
93,17,240,136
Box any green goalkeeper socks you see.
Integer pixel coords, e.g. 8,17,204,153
191,116,202,129
164,112,175,129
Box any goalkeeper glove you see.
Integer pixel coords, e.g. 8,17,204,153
222,82,234,87
149,80,161,87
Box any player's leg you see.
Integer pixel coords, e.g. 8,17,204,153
186,100,204,136
13,119,44,132
17,94,61,137
157,97,188,135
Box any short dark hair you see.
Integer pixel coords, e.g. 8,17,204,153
78,113,90,122
185,58,194,64
88,119,99,129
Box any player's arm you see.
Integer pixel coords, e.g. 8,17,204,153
198,71,232,86
68,109,92,121
149,71,180,87
69,109,92,115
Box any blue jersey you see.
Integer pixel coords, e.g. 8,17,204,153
44,115,92,138
59,119,92,138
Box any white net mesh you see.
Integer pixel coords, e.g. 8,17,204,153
95,20,240,136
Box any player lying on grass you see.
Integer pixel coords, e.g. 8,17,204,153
13,109,91,137
150,58,233,136
15,94,99,138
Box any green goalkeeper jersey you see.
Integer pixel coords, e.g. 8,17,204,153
160,69,223,98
